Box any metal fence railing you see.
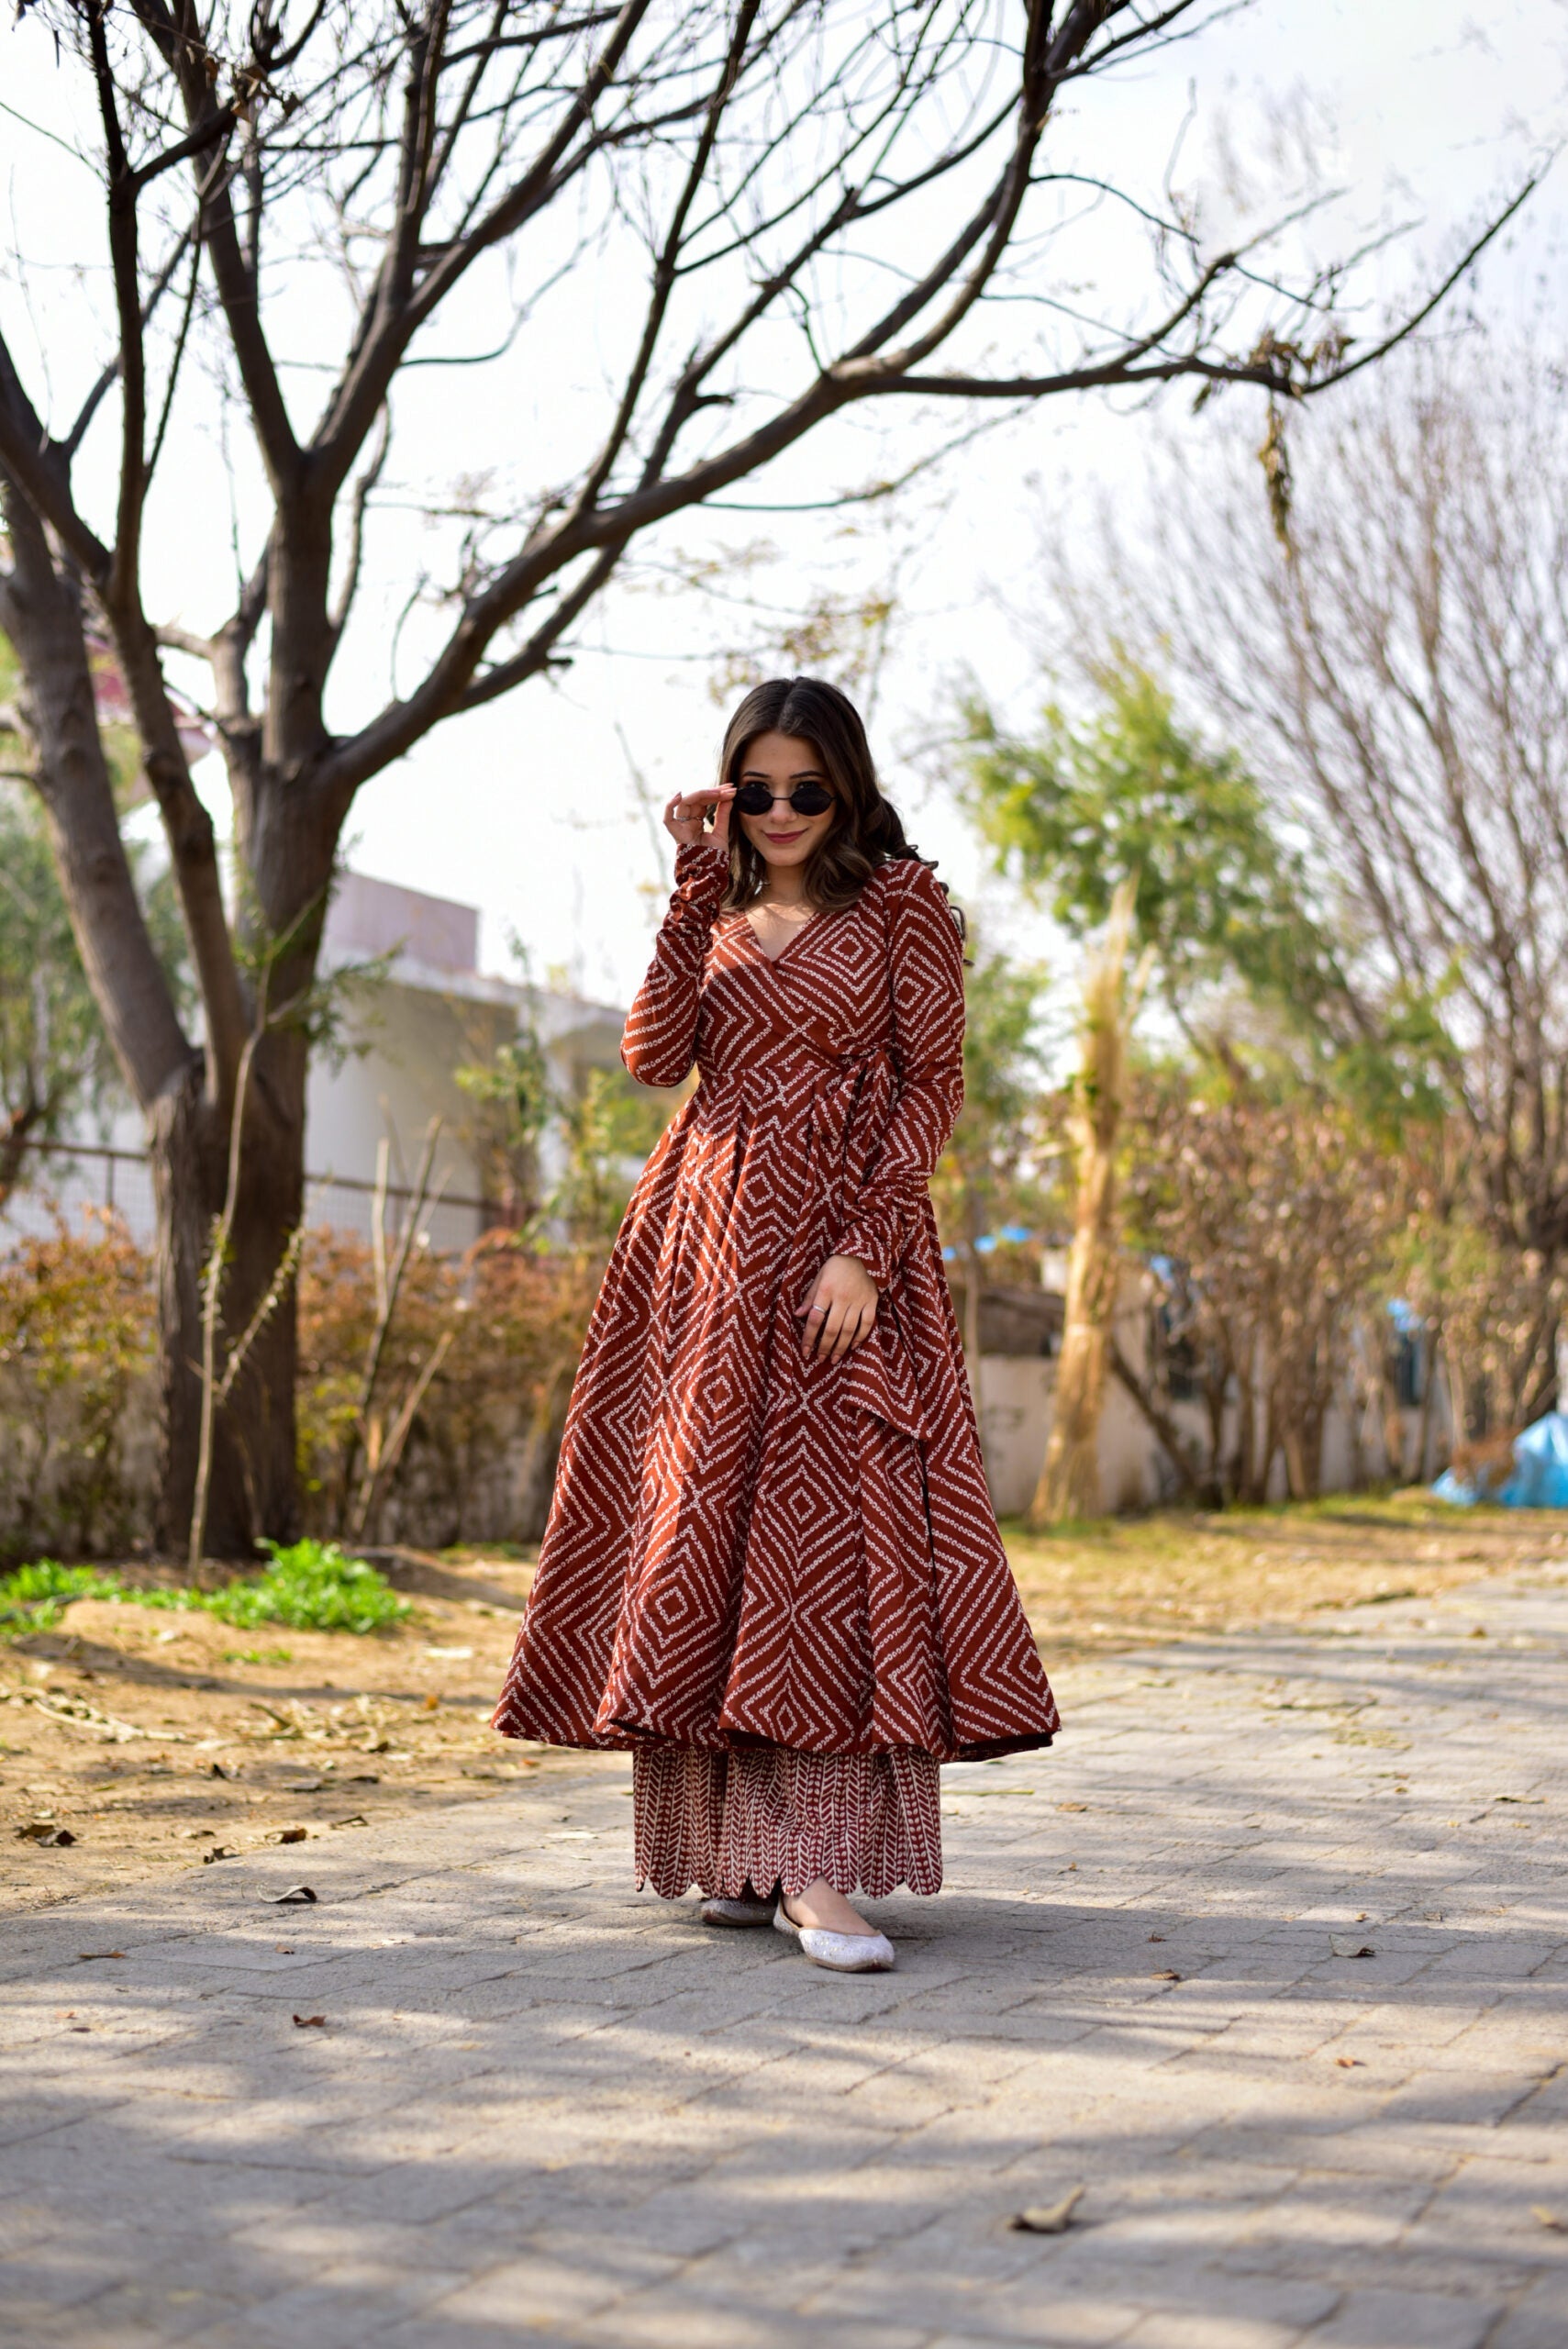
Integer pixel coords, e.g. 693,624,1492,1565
2,1140,492,1259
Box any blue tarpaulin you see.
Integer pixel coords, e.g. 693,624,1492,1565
1500,1409,1568,1508
1432,1409,1568,1508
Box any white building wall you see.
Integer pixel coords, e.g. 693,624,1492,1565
3,872,634,1258
969,1275,1452,1520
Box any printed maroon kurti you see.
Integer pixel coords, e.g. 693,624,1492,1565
493,843,1060,1781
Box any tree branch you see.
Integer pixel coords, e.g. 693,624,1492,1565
128,0,300,489
1108,1333,1210,1503
313,0,657,492
0,334,112,584
327,406,391,651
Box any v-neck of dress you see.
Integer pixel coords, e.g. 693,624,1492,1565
742,908,818,966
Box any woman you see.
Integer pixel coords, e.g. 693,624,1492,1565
494,677,1059,1972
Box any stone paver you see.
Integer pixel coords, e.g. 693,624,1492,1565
3,1563,1566,2349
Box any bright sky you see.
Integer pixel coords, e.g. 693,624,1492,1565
4,0,1566,1008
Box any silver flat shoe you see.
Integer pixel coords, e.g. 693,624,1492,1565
700,1894,778,1929
773,1896,895,1974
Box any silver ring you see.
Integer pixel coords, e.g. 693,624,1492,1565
809,1304,828,1315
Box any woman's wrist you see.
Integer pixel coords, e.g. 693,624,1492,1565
825,1250,879,1295
673,839,728,880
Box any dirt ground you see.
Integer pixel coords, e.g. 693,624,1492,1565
4,1497,1564,1918
1002,1491,1568,1656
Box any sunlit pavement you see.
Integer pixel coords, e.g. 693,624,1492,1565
3,1562,1566,2349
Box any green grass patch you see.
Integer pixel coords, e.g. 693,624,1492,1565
0,1560,126,1631
1,1540,408,1640
206,1542,409,1634
222,1645,295,1666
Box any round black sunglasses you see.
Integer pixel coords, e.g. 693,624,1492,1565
731,780,834,817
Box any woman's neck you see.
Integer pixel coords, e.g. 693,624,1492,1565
758,863,811,908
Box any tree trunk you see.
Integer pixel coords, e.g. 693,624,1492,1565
1107,1333,1212,1504
1235,1358,1263,1503
1030,880,1146,1529
0,471,312,1560
149,1056,303,1557
1284,1406,1324,1501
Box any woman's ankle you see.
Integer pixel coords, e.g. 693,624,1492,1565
784,1876,877,1935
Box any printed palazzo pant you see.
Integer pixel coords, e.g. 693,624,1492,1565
632,1743,942,1900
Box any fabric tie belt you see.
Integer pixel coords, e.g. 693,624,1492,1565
698,1040,897,1319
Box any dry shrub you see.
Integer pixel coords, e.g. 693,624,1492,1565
296,1227,598,1544
1126,1086,1396,1502
0,1212,157,1562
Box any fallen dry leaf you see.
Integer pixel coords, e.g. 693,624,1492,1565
202,1846,237,1864
76,1952,126,1964
1531,2206,1567,2232
1151,1969,1183,1983
17,1821,76,1846
274,1944,295,1954
292,2013,327,2028
1336,2056,1362,2068
265,1884,317,1905
1148,1932,1165,1943
1057,1801,1087,1812
273,1827,308,1845
1330,1937,1376,1959
330,1814,368,1830
423,1694,439,1710
1010,2187,1084,2235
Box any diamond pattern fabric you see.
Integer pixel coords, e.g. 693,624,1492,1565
493,844,1061,1764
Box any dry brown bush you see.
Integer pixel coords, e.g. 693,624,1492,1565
295,1229,598,1547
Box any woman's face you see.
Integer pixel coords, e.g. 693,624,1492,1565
734,730,838,874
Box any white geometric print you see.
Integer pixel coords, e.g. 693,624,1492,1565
492,843,1062,1764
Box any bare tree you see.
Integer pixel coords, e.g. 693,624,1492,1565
1123,1078,1396,1502
0,0,1533,1551
1059,346,1568,1413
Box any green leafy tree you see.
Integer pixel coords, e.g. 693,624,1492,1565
963,662,1346,1014
932,943,1054,1364
963,659,1451,1130
554,1068,678,1253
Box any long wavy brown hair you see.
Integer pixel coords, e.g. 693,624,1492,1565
717,676,962,936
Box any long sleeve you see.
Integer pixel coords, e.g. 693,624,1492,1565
836,859,965,1288
621,842,729,1086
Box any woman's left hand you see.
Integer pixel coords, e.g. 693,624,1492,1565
797,1254,879,1361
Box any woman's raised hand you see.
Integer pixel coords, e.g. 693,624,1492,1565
797,1254,880,1363
663,785,735,852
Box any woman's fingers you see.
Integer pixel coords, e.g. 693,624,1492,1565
663,785,735,847
805,1297,840,1358
709,784,735,851
808,1299,871,1362
799,1257,878,1359
831,1304,871,1362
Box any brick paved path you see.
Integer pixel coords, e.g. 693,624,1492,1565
4,1564,1566,2349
